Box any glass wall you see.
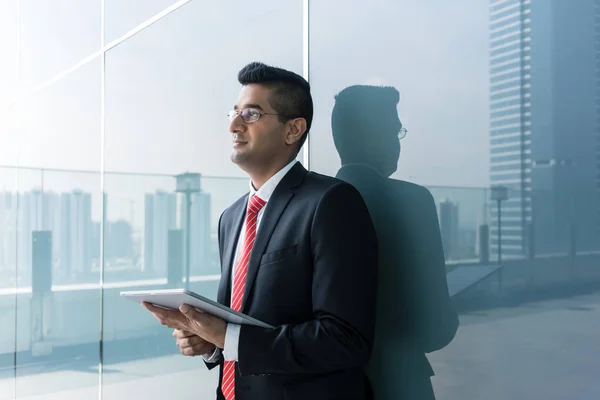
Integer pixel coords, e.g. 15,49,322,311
1,0,600,399
309,1,600,399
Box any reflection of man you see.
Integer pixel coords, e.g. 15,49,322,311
143,63,378,400
332,85,459,399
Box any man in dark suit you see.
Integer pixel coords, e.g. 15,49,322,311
332,85,459,399
143,63,378,400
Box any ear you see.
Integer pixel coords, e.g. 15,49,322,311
285,118,307,146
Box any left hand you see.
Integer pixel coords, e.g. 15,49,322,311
142,302,227,349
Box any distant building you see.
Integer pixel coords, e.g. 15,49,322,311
106,220,133,260
144,191,177,276
440,199,460,260
458,228,478,260
60,190,93,278
489,0,600,255
180,191,212,275
0,192,17,273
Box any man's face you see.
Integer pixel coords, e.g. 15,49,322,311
366,104,402,177
229,84,288,170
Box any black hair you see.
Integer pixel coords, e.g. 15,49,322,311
238,62,313,151
331,85,400,161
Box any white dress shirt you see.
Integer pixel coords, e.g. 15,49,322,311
203,159,298,363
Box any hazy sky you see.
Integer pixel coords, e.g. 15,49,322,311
309,0,490,186
0,0,490,224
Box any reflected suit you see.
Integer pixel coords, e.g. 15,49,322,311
333,85,458,399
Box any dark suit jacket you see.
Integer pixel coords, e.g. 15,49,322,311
207,162,378,400
336,165,458,400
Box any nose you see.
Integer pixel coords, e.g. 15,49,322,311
229,113,246,134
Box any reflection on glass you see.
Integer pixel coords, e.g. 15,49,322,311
101,172,246,398
104,0,179,42
104,0,302,176
6,168,102,399
0,168,17,400
311,1,600,399
1,47,101,398
18,0,101,87
16,58,101,171
0,2,18,105
332,85,458,398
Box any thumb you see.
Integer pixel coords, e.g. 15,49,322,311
179,304,202,318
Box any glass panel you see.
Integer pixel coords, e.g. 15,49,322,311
104,0,179,43
104,1,302,177
0,2,18,106
7,58,101,397
309,2,489,186
13,59,101,171
14,169,101,399
0,167,18,400
310,0,600,399
102,1,302,398
19,0,101,88
100,173,246,398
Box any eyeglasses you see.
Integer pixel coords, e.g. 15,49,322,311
227,108,280,123
398,127,408,140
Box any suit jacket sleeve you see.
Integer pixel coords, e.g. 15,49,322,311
237,183,379,376
413,189,458,352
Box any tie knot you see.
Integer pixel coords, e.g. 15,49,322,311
247,195,266,215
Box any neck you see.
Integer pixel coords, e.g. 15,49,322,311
244,158,294,190
342,160,386,176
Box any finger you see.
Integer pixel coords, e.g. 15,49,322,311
179,304,206,322
142,302,164,313
181,343,214,357
173,329,194,339
143,303,171,320
178,335,204,348
143,303,182,320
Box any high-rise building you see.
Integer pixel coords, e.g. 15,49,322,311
105,220,133,260
15,190,60,281
180,190,212,275
489,0,600,256
440,199,460,260
0,192,17,273
59,190,93,278
143,190,177,275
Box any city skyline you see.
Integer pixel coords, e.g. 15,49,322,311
488,0,600,256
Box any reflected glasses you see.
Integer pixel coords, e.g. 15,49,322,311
398,127,408,140
227,108,280,123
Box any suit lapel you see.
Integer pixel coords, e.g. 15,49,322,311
241,162,307,312
217,195,247,307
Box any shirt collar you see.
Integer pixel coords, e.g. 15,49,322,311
248,159,298,203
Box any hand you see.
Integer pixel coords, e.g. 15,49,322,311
142,302,190,332
173,329,215,357
142,302,227,349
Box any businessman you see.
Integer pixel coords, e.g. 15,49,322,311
143,63,378,400
332,85,458,399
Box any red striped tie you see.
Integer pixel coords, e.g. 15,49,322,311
222,195,266,400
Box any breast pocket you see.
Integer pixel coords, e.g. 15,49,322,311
259,244,298,266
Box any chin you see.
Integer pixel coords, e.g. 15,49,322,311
231,152,251,168
382,164,397,178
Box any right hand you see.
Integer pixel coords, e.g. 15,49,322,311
173,329,216,357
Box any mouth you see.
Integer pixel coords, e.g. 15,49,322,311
232,140,248,148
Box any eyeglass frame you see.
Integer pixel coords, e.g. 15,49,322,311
229,107,406,139
227,107,293,124
398,127,408,140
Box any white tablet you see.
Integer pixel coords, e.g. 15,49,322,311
121,288,274,329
